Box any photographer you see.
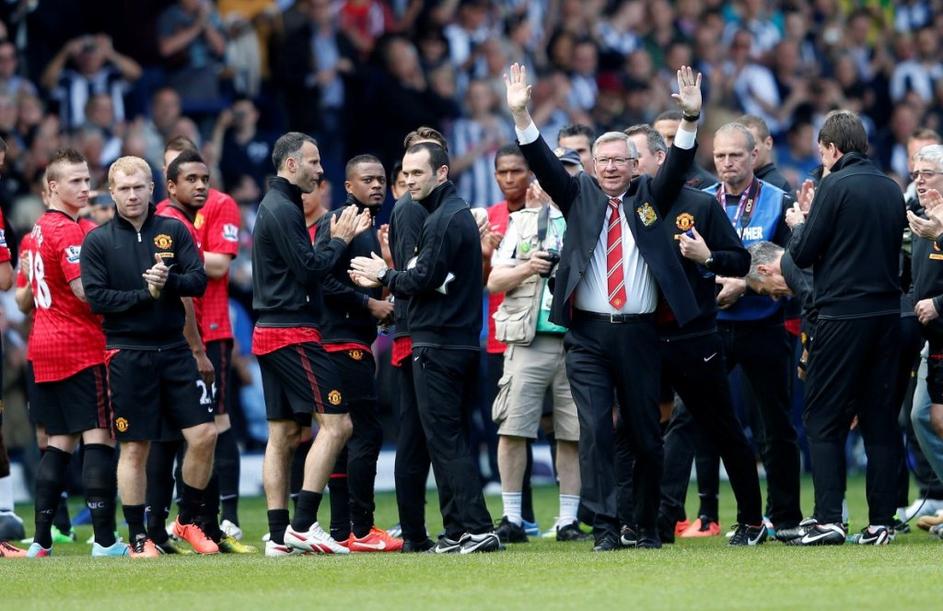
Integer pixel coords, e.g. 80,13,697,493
487,164,584,544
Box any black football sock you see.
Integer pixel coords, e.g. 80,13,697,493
123,504,146,544
268,509,290,545
198,474,222,542
329,447,351,539
291,490,322,532
145,440,180,544
83,444,117,547
34,447,71,548
53,491,72,535
177,483,205,526
215,429,240,526
290,439,313,511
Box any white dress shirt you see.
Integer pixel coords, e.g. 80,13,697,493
515,121,696,314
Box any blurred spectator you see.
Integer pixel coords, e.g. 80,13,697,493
276,0,356,138
568,39,599,112
775,120,819,187
0,41,36,99
41,34,141,130
724,29,782,134
339,0,391,58
142,87,182,168
450,79,513,207
83,93,124,165
722,0,782,57
157,0,227,108
214,97,275,193
876,103,920,181
890,27,943,104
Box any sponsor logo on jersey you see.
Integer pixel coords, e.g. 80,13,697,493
0,229,7,248
65,245,81,264
222,223,238,242
154,234,173,249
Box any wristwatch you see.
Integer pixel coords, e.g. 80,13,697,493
703,255,714,270
376,265,389,283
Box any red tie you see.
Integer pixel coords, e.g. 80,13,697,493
606,197,626,309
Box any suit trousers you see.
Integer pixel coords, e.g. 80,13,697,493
393,357,432,543
412,346,493,538
565,314,662,537
804,315,902,525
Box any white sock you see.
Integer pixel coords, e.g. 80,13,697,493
559,494,580,526
502,492,522,526
0,475,13,512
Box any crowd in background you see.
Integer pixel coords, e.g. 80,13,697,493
1,0,942,484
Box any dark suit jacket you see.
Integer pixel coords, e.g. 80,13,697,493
520,134,700,327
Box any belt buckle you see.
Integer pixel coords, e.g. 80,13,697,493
609,313,623,324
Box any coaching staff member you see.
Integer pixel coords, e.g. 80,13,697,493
788,111,906,546
351,142,501,554
503,63,701,551
81,155,214,557
621,124,766,546
252,132,370,556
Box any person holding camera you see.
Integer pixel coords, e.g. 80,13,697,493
487,153,584,544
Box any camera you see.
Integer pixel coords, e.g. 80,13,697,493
538,249,561,278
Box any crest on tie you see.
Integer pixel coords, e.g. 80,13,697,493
637,202,657,227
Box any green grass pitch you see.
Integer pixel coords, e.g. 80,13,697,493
2,475,943,610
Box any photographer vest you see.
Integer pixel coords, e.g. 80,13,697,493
493,204,567,345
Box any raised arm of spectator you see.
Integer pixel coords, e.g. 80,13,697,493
97,35,142,82
41,37,84,91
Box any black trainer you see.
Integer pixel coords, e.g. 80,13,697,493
728,523,768,546
635,530,662,549
495,516,528,543
619,525,637,547
657,514,676,544
849,525,892,545
402,538,435,553
774,517,817,543
786,522,846,546
428,535,462,554
593,532,622,552
556,522,590,542
891,519,910,534
459,532,503,554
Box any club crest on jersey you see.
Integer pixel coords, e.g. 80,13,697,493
115,417,129,433
675,212,694,231
222,223,238,242
154,234,173,249
194,212,205,230
328,390,343,405
348,350,364,361
637,202,657,227
65,245,81,264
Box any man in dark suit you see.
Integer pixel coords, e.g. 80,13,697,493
503,63,702,550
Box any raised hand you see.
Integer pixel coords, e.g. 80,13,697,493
503,63,533,115
671,65,702,116
329,205,361,243
143,253,170,298
797,179,815,213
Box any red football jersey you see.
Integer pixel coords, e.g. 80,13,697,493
16,231,32,290
157,203,205,336
27,211,105,382
196,189,240,343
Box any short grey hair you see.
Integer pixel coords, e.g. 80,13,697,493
714,122,756,152
747,241,784,284
913,144,943,170
272,131,318,171
592,131,638,159
624,124,668,156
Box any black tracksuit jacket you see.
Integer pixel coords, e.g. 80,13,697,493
387,193,429,339
81,205,207,349
382,181,482,350
252,176,348,328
